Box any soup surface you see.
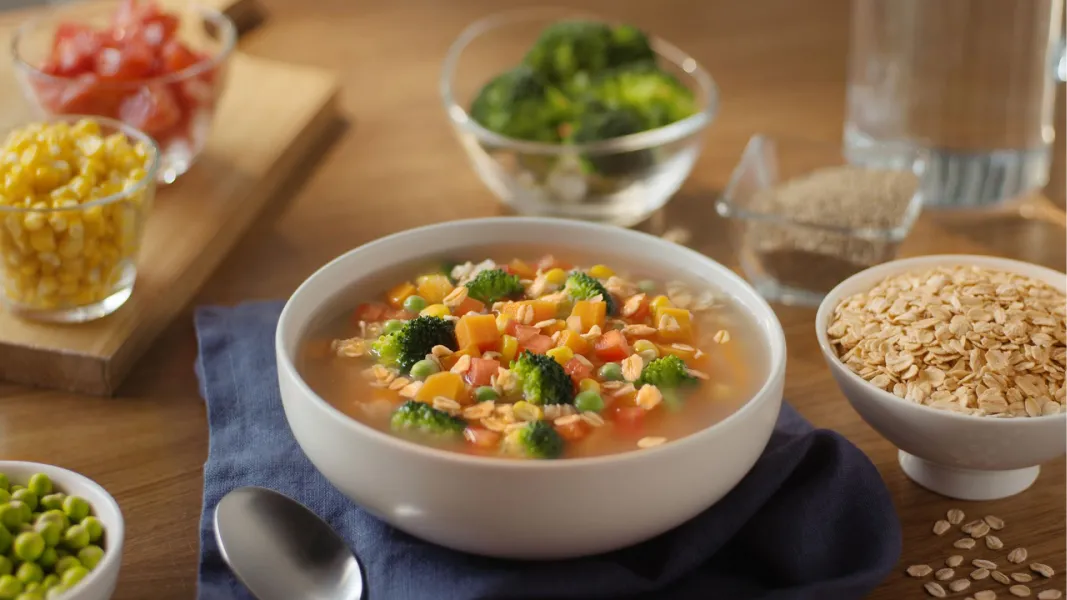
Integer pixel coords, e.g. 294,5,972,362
299,253,766,459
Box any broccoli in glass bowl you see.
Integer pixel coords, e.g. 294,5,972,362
440,9,718,227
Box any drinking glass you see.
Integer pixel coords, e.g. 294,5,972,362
845,0,1064,208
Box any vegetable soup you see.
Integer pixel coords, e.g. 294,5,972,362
298,253,766,459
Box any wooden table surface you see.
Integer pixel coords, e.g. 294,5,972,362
1,0,1065,598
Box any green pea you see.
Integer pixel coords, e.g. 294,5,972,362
45,586,68,600
62,526,88,551
574,390,604,413
0,574,22,599
0,528,10,555
402,295,427,313
76,546,103,571
11,491,36,513
0,475,8,493
36,512,67,532
13,532,43,562
39,575,57,591
36,496,62,513
8,487,22,495
598,362,623,381
24,477,49,500
61,497,88,524
637,280,657,293
382,319,405,333
54,549,68,559
14,563,41,585
18,590,44,600
0,557,11,577
52,557,79,577
474,386,499,402
0,490,10,504
0,502,29,530
32,522,59,549
79,517,103,544
408,359,439,379
15,526,31,536
36,548,56,571
22,583,40,593
59,567,87,588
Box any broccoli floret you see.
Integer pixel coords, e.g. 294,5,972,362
523,21,614,85
469,65,571,142
567,102,654,176
564,271,617,315
636,355,696,388
504,420,564,459
372,316,457,373
390,400,466,438
588,63,697,130
607,24,655,67
510,351,574,406
464,268,524,304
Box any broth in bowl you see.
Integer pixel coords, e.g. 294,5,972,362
299,253,765,459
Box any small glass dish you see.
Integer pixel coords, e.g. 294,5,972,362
11,0,236,184
440,8,718,227
0,115,160,323
716,135,926,306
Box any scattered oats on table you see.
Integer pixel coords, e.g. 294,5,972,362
950,579,972,592
908,564,934,578
826,265,1066,417
955,537,977,550
975,591,998,600
1013,573,1034,583
936,568,956,581
993,571,1013,585
947,508,966,525
925,581,948,598
1008,548,1029,564
947,555,965,567
933,519,952,535
1030,563,1055,578
986,535,1004,550
984,515,1005,530
1037,591,1063,600
1009,584,1032,597
973,559,998,570
971,568,990,580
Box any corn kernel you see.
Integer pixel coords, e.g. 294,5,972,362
578,378,600,394
496,311,512,333
546,346,574,366
21,212,46,232
500,335,519,364
420,303,451,318
28,229,55,253
544,268,567,285
512,401,543,422
589,264,614,279
650,295,673,311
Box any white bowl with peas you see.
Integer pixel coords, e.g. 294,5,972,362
0,462,123,600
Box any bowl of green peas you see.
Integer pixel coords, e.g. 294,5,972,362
0,462,123,600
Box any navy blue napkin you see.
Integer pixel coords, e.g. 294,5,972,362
194,300,901,600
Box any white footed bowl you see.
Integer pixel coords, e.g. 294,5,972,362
816,255,1067,501
276,217,786,559
0,461,124,600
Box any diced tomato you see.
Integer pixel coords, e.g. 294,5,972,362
466,357,499,387
555,420,588,442
111,0,141,40
464,427,501,450
612,406,645,434
511,324,541,344
41,74,124,117
161,39,201,72
118,84,180,135
629,295,651,322
50,24,105,76
563,358,592,385
353,302,387,323
94,41,155,80
519,334,553,355
594,330,631,362
452,296,485,317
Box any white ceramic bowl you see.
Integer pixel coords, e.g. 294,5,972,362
815,255,1067,501
276,217,787,559
0,461,123,599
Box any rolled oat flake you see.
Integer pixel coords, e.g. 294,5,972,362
1010,584,1032,597
925,581,948,598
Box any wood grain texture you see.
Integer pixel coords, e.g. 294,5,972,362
0,0,1064,598
0,54,340,395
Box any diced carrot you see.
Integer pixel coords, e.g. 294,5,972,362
654,306,693,343
441,344,480,370
415,372,465,402
352,302,387,323
657,342,699,365
569,300,606,332
612,406,645,434
541,319,567,335
464,427,502,450
556,330,590,355
386,282,416,308
455,314,500,352
466,357,499,387
628,295,651,322
594,330,631,362
453,296,486,316
503,300,558,323
564,357,592,385
416,274,454,304
520,334,553,355
555,420,588,442
508,258,537,280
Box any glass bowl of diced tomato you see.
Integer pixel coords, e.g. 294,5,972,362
11,0,236,184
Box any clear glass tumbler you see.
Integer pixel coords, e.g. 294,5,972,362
845,0,1064,208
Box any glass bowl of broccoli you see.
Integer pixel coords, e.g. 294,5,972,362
440,9,718,227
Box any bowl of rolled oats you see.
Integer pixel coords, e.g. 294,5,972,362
815,254,1066,501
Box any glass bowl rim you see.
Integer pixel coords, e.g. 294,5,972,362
715,133,928,242
438,7,719,155
0,114,161,214
10,0,238,88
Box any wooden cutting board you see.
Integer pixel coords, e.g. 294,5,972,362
0,5,340,395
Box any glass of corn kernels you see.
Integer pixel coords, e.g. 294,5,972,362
0,115,159,323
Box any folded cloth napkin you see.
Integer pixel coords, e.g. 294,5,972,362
194,300,901,600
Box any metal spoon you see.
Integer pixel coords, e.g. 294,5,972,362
214,486,365,600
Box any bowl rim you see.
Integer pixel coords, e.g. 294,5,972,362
438,7,719,155
815,253,1067,426
0,460,124,594
10,0,237,88
276,216,788,470
0,114,160,214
